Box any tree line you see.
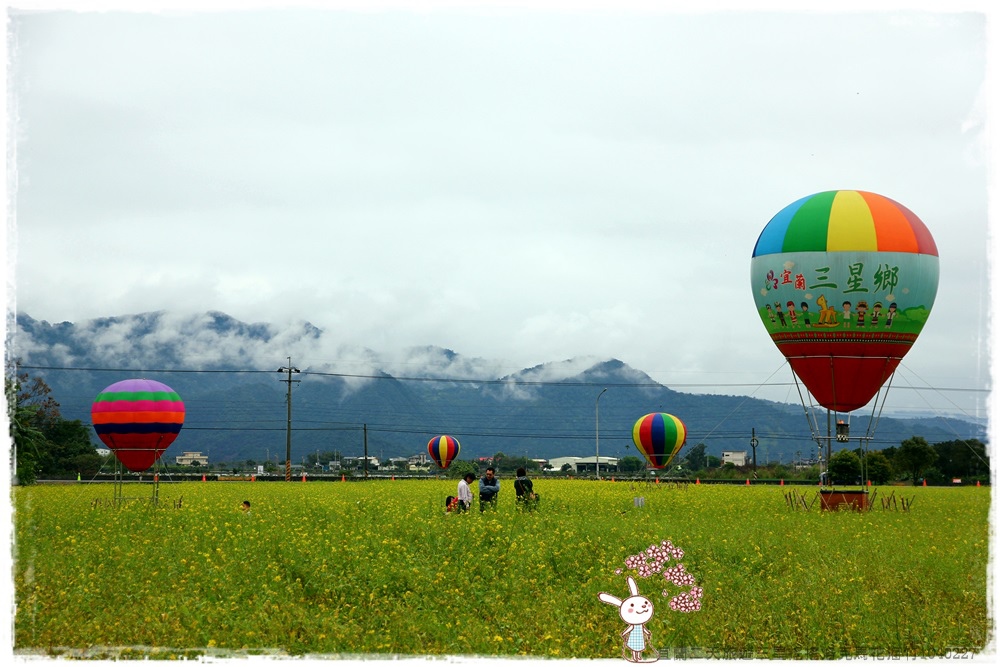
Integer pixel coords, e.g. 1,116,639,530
7,363,105,484
677,439,988,486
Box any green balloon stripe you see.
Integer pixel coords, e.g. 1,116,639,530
784,191,835,252
93,391,181,403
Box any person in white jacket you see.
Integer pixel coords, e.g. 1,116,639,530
457,472,475,512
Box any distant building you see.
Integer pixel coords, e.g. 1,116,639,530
175,451,209,466
722,451,748,467
408,453,431,467
573,456,619,474
342,456,381,470
548,456,582,472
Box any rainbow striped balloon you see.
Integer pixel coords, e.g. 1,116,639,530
91,379,185,472
752,190,938,255
631,413,687,470
750,190,939,412
427,435,461,470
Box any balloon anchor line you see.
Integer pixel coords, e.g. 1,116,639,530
698,362,790,445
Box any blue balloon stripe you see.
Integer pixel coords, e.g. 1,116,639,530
650,413,667,464
752,193,811,257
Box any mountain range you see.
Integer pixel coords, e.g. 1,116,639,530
8,311,986,467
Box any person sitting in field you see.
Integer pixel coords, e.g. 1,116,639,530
240,500,251,514
514,468,540,509
479,467,500,512
445,495,460,513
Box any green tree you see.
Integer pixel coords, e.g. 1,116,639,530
40,418,103,476
445,459,479,479
932,439,989,479
9,401,45,485
770,463,791,480
828,449,862,485
685,443,707,471
617,456,646,473
863,450,893,485
9,363,112,479
894,436,937,485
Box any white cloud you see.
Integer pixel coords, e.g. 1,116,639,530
4,4,991,420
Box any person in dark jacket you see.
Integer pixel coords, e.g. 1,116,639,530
479,466,500,511
514,467,540,510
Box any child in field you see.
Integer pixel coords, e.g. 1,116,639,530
457,472,475,512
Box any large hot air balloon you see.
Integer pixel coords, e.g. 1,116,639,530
427,435,461,470
631,413,687,469
91,379,185,472
751,190,939,412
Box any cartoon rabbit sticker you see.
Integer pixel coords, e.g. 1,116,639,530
599,576,659,662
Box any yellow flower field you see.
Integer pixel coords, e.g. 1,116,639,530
11,479,993,659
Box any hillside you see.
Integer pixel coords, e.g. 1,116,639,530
9,311,986,466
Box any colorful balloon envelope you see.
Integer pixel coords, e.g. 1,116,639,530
751,190,939,412
631,413,687,469
91,379,185,472
427,435,460,469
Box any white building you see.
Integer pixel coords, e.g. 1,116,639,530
547,456,582,472
408,453,431,466
572,456,619,473
722,450,748,467
176,451,209,466
342,456,381,470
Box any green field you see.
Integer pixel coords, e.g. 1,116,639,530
11,480,993,659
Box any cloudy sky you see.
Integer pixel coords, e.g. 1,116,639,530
3,0,994,421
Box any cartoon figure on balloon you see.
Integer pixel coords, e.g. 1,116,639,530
885,302,898,328
773,302,786,327
841,300,852,327
854,300,869,328
815,294,839,327
785,301,799,326
870,302,883,327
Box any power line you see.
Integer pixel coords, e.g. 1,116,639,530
14,363,989,393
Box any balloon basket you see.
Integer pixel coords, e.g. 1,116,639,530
95,456,168,509
819,488,870,512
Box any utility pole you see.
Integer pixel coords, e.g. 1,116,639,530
277,358,300,482
596,388,607,478
750,428,759,472
826,409,833,487
363,424,369,480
